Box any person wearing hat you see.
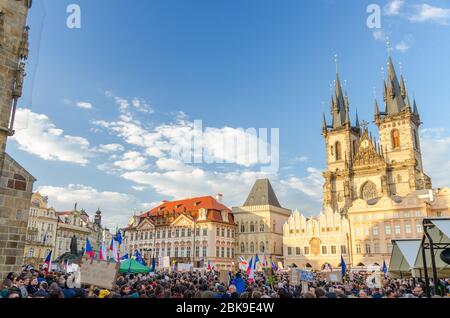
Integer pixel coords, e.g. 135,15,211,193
99,289,110,298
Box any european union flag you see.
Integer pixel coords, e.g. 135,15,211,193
341,255,347,279
151,257,156,272
382,259,388,275
115,229,123,245
134,250,146,266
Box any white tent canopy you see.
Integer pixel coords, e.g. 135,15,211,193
389,218,450,279
414,218,450,278
388,240,421,278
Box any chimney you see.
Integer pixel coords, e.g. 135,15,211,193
215,193,223,203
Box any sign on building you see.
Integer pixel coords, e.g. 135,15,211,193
79,258,119,289
159,256,170,269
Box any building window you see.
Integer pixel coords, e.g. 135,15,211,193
260,223,265,232
195,246,199,257
167,230,171,238
356,244,361,254
405,224,412,234
331,246,337,255
203,246,207,257
196,228,200,236
296,247,301,255
162,230,166,238
287,247,292,256
341,245,347,255
175,247,179,257
360,181,378,201
181,228,185,237
203,228,207,236
374,242,380,254
365,243,371,254
304,246,309,255
250,222,255,232
232,248,235,258
355,228,361,236
373,227,379,236
250,242,255,253
395,225,401,235
240,223,245,233
216,247,220,257
186,247,191,258
321,246,327,255
335,141,342,160
176,229,179,237
227,229,230,238
240,243,245,253
385,225,392,235
227,248,230,258
260,242,265,253
216,227,220,236
416,223,423,233
7,174,27,191
156,231,160,239
365,227,370,236
180,247,185,257
221,228,225,237
392,129,401,149
221,247,225,258
167,248,171,257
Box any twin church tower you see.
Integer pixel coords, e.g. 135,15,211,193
321,56,432,216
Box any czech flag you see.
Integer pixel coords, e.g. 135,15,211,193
110,238,119,262
246,257,253,275
84,238,94,259
207,260,212,271
99,241,107,261
44,250,52,275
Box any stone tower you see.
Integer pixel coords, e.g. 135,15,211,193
375,57,431,195
322,70,361,214
0,0,35,279
322,56,432,218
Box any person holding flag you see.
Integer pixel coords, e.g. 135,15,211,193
134,249,146,266
254,254,260,271
43,250,52,275
84,238,94,259
207,260,212,271
246,256,253,276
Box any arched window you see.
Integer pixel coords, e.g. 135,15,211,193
330,146,334,156
240,243,245,253
260,242,265,253
260,222,265,232
240,223,245,233
335,142,342,160
250,222,255,232
414,130,419,149
250,242,255,253
352,140,357,156
361,181,378,201
392,129,400,148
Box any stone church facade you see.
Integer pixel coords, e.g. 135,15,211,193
0,0,34,279
283,57,450,270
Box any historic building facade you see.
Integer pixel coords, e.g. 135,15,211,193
55,206,111,259
282,56,450,270
123,195,237,270
23,193,58,265
283,208,350,269
0,0,35,279
233,179,291,263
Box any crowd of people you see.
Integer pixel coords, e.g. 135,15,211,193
1,265,450,299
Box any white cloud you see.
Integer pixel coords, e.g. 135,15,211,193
421,128,450,188
280,167,323,200
132,186,147,192
131,98,154,114
98,143,125,153
37,184,142,229
76,102,93,110
293,156,309,163
410,4,450,25
384,0,405,16
12,108,93,165
113,151,149,171
395,41,410,52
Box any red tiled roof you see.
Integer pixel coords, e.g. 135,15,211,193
140,196,234,225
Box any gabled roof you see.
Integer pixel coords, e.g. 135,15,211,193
243,179,282,208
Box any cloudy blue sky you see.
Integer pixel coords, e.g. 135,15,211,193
9,0,450,228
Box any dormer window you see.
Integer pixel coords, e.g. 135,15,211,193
198,208,207,221
221,210,229,223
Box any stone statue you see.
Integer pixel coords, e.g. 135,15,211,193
18,26,30,60
13,62,26,98
70,235,78,255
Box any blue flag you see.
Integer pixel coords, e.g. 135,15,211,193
134,250,146,266
120,253,129,262
341,255,347,279
272,262,278,271
151,257,156,272
254,254,260,269
115,229,123,245
382,259,388,275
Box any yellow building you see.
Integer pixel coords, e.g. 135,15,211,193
233,179,291,264
282,56,450,270
24,193,58,265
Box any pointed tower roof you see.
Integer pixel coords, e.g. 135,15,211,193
385,57,405,114
413,98,420,116
243,179,282,208
331,72,349,128
374,98,380,118
400,74,407,99
322,112,328,135
355,110,360,129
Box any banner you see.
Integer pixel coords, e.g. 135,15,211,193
177,263,193,272
159,256,170,269
79,258,119,289
299,270,314,282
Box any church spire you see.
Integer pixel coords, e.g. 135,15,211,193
355,109,360,129
374,98,380,121
385,57,405,114
400,74,407,99
331,68,349,129
322,112,328,135
413,98,420,117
